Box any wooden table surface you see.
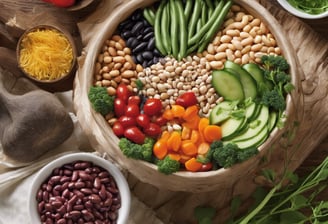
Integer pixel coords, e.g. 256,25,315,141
0,0,327,223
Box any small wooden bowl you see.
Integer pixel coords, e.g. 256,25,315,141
16,25,77,92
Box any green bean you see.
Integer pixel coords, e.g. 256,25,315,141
184,0,194,22
176,0,188,60
205,0,214,9
197,0,233,52
201,1,207,27
170,0,179,59
188,0,225,46
154,1,167,55
143,8,155,26
161,2,172,54
187,0,202,40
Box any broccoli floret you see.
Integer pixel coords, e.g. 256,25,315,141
118,137,155,162
261,55,289,71
88,86,114,116
157,155,180,175
194,206,216,224
261,89,286,111
210,141,258,168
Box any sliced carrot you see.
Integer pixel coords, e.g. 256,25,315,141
167,131,182,152
197,142,210,155
183,116,200,130
181,125,191,140
182,105,199,121
162,109,174,120
171,105,185,118
179,153,192,164
160,130,171,142
190,130,200,144
185,157,202,172
198,117,209,133
168,153,181,161
153,140,168,160
181,140,198,156
203,125,222,143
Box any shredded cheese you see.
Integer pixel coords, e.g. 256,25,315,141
19,28,74,81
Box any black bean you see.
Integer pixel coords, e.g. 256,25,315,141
147,37,155,50
131,21,144,35
143,31,154,41
133,42,148,54
131,11,142,20
137,54,144,64
121,30,132,39
142,51,153,60
143,27,153,34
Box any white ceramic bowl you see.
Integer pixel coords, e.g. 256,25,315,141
29,152,131,224
277,0,328,19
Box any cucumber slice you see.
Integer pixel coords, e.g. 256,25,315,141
242,63,274,91
221,117,247,140
224,61,258,100
211,70,244,101
209,101,238,125
242,63,265,84
228,105,269,142
232,126,268,149
268,111,278,132
245,101,257,120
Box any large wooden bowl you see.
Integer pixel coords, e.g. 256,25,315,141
74,0,303,192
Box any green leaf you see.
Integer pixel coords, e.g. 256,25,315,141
290,195,309,209
262,169,276,183
285,171,299,184
279,211,307,224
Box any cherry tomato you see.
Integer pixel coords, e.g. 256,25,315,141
116,83,132,103
199,162,213,172
143,98,162,116
114,98,126,117
112,122,124,137
128,95,141,106
176,92,198,108
136,114,151,129
153,116,168,126
125,104,140,117
118,116,136,128
143,123,162,138
124,127,145,144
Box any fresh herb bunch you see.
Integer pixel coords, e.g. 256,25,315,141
229,156,328,224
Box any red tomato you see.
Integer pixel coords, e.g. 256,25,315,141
124,127,145,144
176,92,198,108
153,116,167,126
44,0,75,7
114,98,126,117
125,104,140,117
128,95,141,106
136,114,151,129
143,123,162,138
116,83,132,103
143,98,162,116
118,116,136,128
199,163,213,172
112,122,124,137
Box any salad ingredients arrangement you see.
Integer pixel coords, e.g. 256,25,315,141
89,1,294,174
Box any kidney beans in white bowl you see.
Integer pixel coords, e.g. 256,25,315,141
29,152,131,224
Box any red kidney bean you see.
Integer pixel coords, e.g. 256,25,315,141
36,160,122,224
